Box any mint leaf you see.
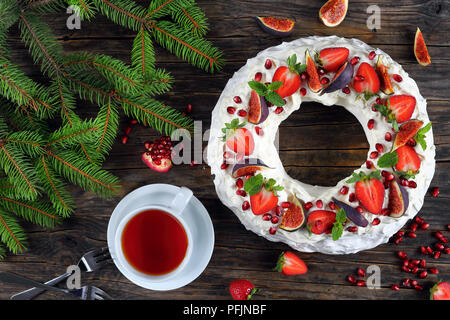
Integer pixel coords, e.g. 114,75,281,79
294,64,307,74
417,122,431,135
346,172,363,183
265,91,285,107
267,81,283,91
377,152,399,168
364,92,379,101
332,208,347,241
415,122,431,150
244,174,264,196
248,80,267,96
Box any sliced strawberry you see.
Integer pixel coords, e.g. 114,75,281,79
274,251,308,276
306,210,336,234
430,281,450,300
387,95,416,123
352,62,380,95
272,54,305,98
395,145,421,173
223,119,254,156
250,187,279,215
317,47,350,72
347,171,385,215
229,279,258,300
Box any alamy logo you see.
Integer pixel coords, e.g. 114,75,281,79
66,5,81,30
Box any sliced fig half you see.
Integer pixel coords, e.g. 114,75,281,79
232,158,269,178
414,27,431,66
321,61,353,94
248,90,269,124
388,178,409,218
280,194,305,231
319,0,348,27
256,16,295,37
333,197,369,227
392,119,424,151
376,55,394,95
305,49,322,93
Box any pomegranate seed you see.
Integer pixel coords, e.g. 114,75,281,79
420,222,430,230
238,109,247,117
316,200,323,208
273,206,282,216
328,202,336,210
253,126,263,136
347,275,356,284
381,170,389,178
236,189,246,197
144,141,151,150
355,75,365,81
411,266,419,274
265,59,272,69
271,216,279,224
393,74,403,82
349,193,356,202
429,267,439,274
254,72,262,82
407,232,417,238
317,67,326,76
365,160,373,169
300,87,307,96
121,135,128,144
281,202,290,209
190,160,196,167
414,285,423,291
340,87,350,94
396,231,405,237
242,201,250,210
350,56,360,65
394,237,403,245
304,202,313,211
340,186,349,195
269,227,277,235
410,280,418,286
233,96,242,104
275,107,284,114
356,206,364,214
427,246,433,254
442,246,449,254
227,106,236,114
402,259,409,267
129,119,138,125
384,132,392,142
236,178,244,189
435,231,444,239
419,259,426,268
300,72,308,81
400,178,409,186
370,151,379,159
320,77,329,85
397,251,407,259
347,226,358,232
391,284,400,291
431,187,439,197
435,243,445,251
420,246,428,255
368,51,376,60
186,104,192,113
441,236,448,244
408,181,417,188
375,143,384,153
371,218,380,226
433,251,441,259
411,259,420,266
419,271,427,279
410,222,418,232
402,278,411,287
401,266,410,273
262,213,272,221
221,162,228,170
124,126,132,134
356,280,365,287
357,268,365,277
367,119,375,130
447,224,450,231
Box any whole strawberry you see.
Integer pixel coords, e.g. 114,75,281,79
430,281,450,300
274,251,308,276
229,279,258,300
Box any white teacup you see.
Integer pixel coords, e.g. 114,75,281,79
111,186,194,287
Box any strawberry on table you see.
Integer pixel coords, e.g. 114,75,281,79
274,251,308,276
394,145,421,174
352,62,380,98
316,47,350,72
346,171,385,215
244,174,284,215
229,279,259,300
430,281,450,300
222,119,255,156
272,54,306,98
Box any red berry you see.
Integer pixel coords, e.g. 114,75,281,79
347,275,356,284
227,106,236,114
411,266,419,274
420,222,430,230
407,232,417,238
370,151,379,159
435,243,445,251
265,59,272,69
186,104,192,113
408,181,417,188
281,202,291,209
328,202,336,210
300,72,308,81
121,135,128,144
419,271,427,279
429,267,439,274
435,231,444,239
410,222,418,232
262,213,272,221
356,280,365,287
368,51,376,60
357,268,365,277
342,87,351,94
420,246,428,255
144,141,151,149
414,216,424,224
316,200,323,208
340,186,349,195
401,265,410,273
411,280,418,286
347,226,358,232
221,162,229,170
255,126,263,136
190,160,196,167
236,189,246,197
356,206,364,214
233,96,242,104
350,56,360,65
129,119,138,125
320,77,329,85
431,187,439,197
275,107,284,114
124,126,132,135
414,285,423,291
269,227,277,235
394,237,403,245
427,246,433,254
375,143,384,153
433,251,441,259
391,284,400,291
236,178,244,189
254,72,262,82
317,67,326,76
304,202,313,211
397,251,407,259
365,160,373,169
371,218,380,226
447,224,450,231
419,259,426,268
238,109,247,117
385,132,392,141
402,278,411,287
242,201,250,210
300,87,307,96
367,119,375,130
349,193,356,202
271,216,279,224
393,74,403,82
396,231,405,237
400,178,409,186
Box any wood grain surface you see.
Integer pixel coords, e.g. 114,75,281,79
0,0,449,300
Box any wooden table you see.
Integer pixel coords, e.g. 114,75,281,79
1,0,449,300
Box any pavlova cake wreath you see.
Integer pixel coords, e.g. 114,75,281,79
207,36,435,254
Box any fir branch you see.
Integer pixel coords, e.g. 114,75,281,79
172,3,209,37
66,0,97,20
150,20,224,73
94,101,119,156
47,121,98,149
46,149,120,198
142,68,173,96
0,178,22,200
93,0,147,32
1,131,46,158
0,0,19,31
0,210,27,254
0,101,50,134
48,78,77,124
0,196,60,227
146,0,193,20
131,26,155,77
0,245,5,259
0,115,8,139
25,0,67,13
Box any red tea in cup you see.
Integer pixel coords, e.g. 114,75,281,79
121,209,188,276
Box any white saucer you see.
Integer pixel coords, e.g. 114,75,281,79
107,184,215,291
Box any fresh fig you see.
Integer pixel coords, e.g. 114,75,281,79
320,61,353,94
256,16,295,37
319,0,348,27
376,55,394,95
305,49,321,93
332,197,369,227
392,119,424,151
232,158,269,178
279,194,305,231
414,27,431,66
142,152,172,173
248,90,269,124
388,178,409,218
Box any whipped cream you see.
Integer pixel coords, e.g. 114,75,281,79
207,36,435,254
